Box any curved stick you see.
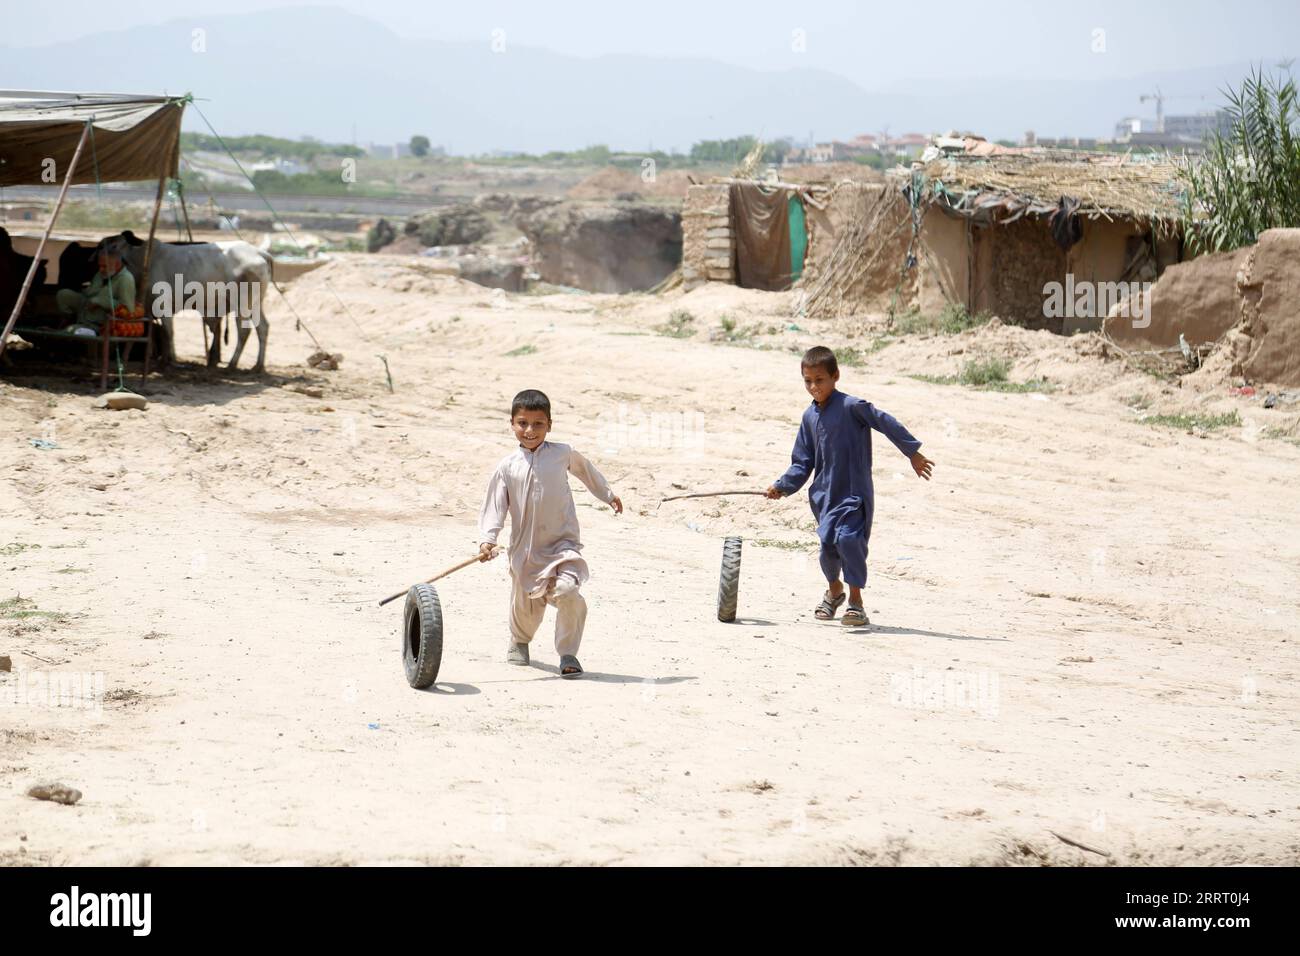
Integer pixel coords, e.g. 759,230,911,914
657,489,767,510
378,547,501,606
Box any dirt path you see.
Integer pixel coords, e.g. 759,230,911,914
3,256,1298,865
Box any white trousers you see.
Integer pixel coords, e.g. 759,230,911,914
509,571,586,656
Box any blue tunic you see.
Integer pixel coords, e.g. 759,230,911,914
772,390,922,548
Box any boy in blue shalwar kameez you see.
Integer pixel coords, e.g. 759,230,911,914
766,346,934,626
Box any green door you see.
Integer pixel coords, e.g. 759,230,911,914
788,193,807,283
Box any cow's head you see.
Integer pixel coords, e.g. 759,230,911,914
97,231,144,256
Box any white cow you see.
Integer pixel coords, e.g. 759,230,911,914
105,231,273,372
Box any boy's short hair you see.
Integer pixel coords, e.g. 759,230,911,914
510,388,552,420
801,346,838,376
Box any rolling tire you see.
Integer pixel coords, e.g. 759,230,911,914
717,536,742,622
403,583,444,689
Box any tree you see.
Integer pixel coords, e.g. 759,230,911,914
762,137,794,164
1178,67,1300,253
410,135,431,158
690,136,759,163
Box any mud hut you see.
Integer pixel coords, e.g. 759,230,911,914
683,151,1189,332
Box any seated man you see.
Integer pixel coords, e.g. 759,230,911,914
55,245,135,332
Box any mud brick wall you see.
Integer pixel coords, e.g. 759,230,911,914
681,184,734,291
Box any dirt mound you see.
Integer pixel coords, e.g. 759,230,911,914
875,318,1135,395
280,254,487,339
1112,229,1300,389
470,193,563,226
404,204,491,247
519,201,682,293
1104,247,1249,348
566,167,695,202
374,234,424,256
1236,229,1300,387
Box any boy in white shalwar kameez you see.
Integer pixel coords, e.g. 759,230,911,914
478,389,623,678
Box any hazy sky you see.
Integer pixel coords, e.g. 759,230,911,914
6,0,1296,87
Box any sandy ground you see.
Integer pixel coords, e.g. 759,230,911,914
2,255,1299,866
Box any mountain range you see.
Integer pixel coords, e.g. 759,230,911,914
0,6,1275,153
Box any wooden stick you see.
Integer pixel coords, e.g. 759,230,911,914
1047,829,1112,858
177,180,194,242
20,649,66,665
377,547,501,607
659,489,767,504
139,157,168,298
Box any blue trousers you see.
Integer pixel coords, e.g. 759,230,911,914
819,532,868,588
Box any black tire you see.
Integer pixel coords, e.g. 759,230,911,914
403,583,443,689
717,536,742,622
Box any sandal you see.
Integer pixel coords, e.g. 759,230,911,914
559,654,583,678
841,605,869,627
814,590,847,620
507,642,530,665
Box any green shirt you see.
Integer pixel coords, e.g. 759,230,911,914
82,268,136,315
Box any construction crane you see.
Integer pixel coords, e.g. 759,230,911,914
1139,88,1165,133
1138,89,1211,134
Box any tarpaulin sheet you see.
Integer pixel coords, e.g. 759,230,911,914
731,182,793,291
0,91,185,186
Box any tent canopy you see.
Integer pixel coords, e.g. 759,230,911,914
0,90,186,187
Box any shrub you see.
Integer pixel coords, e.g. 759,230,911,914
655,309,696,338
959,357,1011,386
1178,67,1300,253
1142,410,1242,431
367,218,396,252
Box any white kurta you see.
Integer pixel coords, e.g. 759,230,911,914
478,441,617,599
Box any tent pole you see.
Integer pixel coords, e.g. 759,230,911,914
0,121,91,360
178,180,194,242
138,159,175,364
139,162,168,300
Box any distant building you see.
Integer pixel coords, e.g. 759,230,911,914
1114,116,1154,139
365,142,439,159
247,157,306,176
886,133,929,157
1163,110,1233,142
1112,110,1232,149
807,143,836,163
1032,136,1100,150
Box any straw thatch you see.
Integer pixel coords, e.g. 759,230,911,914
914,152,1186,228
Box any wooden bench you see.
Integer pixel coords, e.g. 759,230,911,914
12,321,155,390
